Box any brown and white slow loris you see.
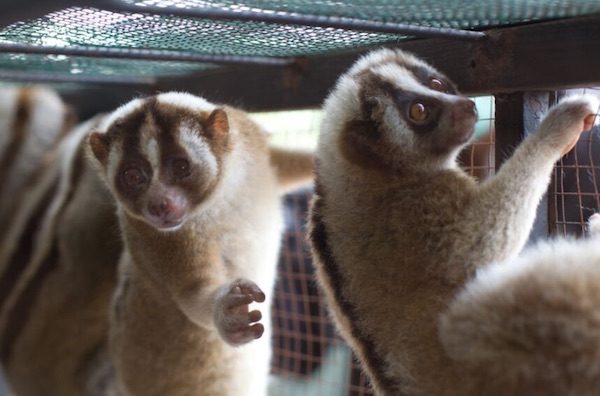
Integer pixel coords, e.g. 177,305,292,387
88,92,313,396
309,48,599,395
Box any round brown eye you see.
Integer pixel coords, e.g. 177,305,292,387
122,167,147,189
172,158,191,179
430,78,446,92
409,102,429,123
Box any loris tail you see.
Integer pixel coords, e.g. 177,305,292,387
440,215,600,395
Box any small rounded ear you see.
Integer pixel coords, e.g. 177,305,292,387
205,108,229,140
88,132,111,165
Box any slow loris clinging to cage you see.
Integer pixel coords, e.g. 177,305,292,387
308,48,598,395
88,92,313,396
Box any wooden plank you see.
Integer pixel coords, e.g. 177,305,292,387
494,92,525,170
523,92,552,242
150,15,600,111
58,15,600,114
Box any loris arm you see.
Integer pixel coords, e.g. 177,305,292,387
172,262,266,346
465,96,598,272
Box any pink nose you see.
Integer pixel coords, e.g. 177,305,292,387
148,197,176,219
454,99,478,119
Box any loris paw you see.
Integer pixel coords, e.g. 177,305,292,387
214,278,266,346
589,213,600,237
540,95,599,156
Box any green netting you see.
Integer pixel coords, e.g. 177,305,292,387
0,7,398,58
0,1,599,81
0,52,213,77
122,0,600,28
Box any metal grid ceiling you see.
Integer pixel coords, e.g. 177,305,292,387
0,8,397,57
1,0,600,81
123,0,600,28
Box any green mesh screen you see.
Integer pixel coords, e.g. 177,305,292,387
0,7,397,57
1,1,600,81
122,0,600,28
0,52,213,77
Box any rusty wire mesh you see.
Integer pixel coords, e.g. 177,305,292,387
550,88,600,237
459,96,496,181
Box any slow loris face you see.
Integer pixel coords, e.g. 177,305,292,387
338,50,478,171
88,94,229,231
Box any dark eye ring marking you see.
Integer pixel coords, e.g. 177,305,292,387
408,101,430,124
121,167,149,191
430,78,447,92
172,158,192,179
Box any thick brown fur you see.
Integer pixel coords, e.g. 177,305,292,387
0,116,122,396
1,91,314,396
87,93,313,396
440,217,600,396
309,48,599,395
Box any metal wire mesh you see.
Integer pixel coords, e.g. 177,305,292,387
271,189,365,396
459,96,496,181
0,7,397,58
121,0,600,28
550,88,600,237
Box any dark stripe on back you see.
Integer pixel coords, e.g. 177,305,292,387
0,239,59,362
0,180,59,312
0,88,33,197
309,178,399,394
0,109,76,242
0,145,86,363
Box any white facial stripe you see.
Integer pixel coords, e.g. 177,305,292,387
97,98,145,132
373,63,449,101
156,92,216,113
179,125,218,177
139,127,160,180
147,138,160,175
106,140,124,190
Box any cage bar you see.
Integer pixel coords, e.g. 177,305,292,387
0,43,292,66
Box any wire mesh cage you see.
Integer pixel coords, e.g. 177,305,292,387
550,88,600,237
458,96,496,181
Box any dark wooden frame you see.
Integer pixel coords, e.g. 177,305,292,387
52,14,600,118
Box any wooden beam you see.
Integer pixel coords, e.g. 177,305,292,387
494,92,525,170
59,15,600,115
150,15,600,111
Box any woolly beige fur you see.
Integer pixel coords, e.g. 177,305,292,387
88,93,313,396
309,48,600,395
1,91,313,396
